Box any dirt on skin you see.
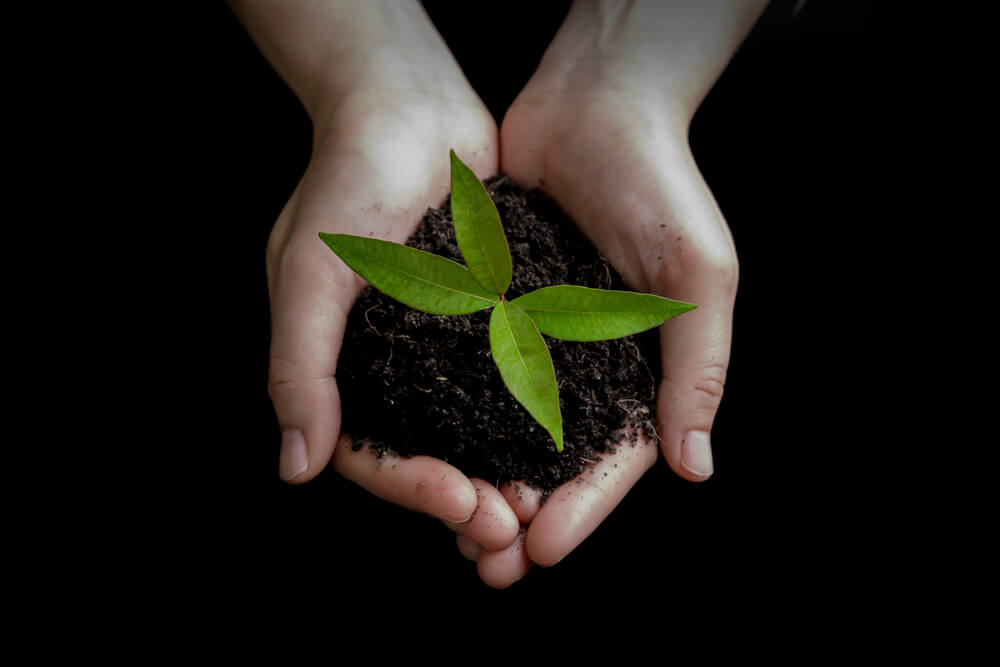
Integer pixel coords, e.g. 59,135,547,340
337,175,660,497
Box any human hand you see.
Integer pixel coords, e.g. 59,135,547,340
449,438,659,588
239,0,504,525
449,0,767,586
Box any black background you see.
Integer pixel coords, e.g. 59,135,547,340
112,1,902,607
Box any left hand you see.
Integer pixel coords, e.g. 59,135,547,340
453,95,735,586
446,0,763,587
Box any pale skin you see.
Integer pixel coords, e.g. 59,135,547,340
229,0,768,588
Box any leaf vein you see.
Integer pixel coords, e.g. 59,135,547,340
517,307,652,315
344,249,496,304
501,304,540,394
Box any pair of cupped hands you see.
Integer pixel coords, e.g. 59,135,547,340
264,16,739,589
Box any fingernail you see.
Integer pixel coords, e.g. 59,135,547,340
443,485,479,524
279,430,309,481
681,430,714,478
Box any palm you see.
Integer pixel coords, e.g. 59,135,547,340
482,85,738,576
502,92,736,295
239,0,753,591
267,85,499,519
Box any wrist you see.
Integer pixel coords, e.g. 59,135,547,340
229,0,473,123
534,0,768,124
308,4,471,117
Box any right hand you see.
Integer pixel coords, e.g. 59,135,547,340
266,65,500,527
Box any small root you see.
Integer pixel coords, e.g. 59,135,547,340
364,306,383,337
616,398,641,412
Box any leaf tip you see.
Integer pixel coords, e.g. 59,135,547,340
319,232,339,250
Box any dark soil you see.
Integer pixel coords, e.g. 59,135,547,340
337,175,660,497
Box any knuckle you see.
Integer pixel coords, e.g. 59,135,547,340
708,252,739,292
267,356,301,401
695,249,739,291
664,242,739,295
692,362,728,404
268,230,361,305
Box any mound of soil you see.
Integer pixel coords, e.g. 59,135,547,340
337,175,660,496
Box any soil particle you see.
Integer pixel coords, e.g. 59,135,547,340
337,175,660,498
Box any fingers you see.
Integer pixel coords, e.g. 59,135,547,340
470,478,539,589
332,436,478,523
450,440,656,583
501,481,542,524
456,530,533,589
656,237,737,482
336,441,533,588
267,207,359,484
445,480,534,590
445,479,520,551
525,437,658,567
456,534,481,561
476,528,533,589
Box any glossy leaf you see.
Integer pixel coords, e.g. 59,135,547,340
450,149,512,296
489,301,563,452
513,285,697,341
320,233,498,315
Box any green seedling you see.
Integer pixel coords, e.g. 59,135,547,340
320,150,696,452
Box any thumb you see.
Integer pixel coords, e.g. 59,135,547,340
656,253,737,482
267,227,358,484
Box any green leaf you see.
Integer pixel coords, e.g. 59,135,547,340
489,301,563,452
319,233,499,315
512,285,697,341
450,149,512,296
